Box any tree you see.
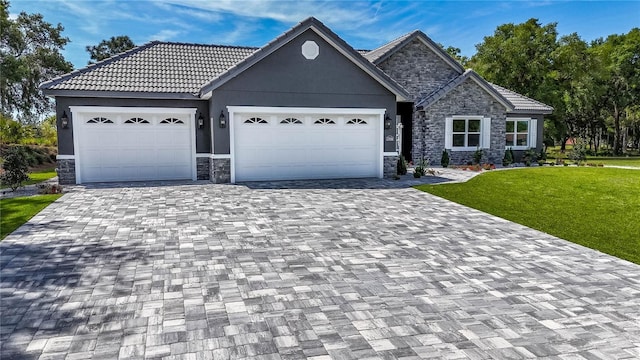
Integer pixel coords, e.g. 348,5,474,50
0,146,29,191
438,43,468,67
0,0,73,123
468,19,558,105
86,35,135,64
590,28,640,155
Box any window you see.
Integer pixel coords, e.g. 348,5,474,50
280,118,302,124
124,117,149,124
452,118,481,148
506,119,531,148
160,118,184,124
445,116,490,151
87,117,113,124
244,117,268,124
346,118,367,125
314,118,335,124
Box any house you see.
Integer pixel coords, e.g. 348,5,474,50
40,17,552,185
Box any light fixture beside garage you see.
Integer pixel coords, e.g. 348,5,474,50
197,112,204,129
384,113,392,130
61,111,69,129
219,110,226,128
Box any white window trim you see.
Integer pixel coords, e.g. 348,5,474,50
446,115,486,152
505,118,536,150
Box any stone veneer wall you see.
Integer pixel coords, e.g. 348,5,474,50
196,157,210,180
376,38,460,101
414,79,506,166
210,158,231,183
383,155,399,178
57,159,76,185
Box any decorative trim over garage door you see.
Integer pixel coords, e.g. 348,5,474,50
69,106,197,184
227,106,386,183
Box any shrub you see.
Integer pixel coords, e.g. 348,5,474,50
538,148,547,161
37,183,63,194
440,149,450,168
568,139,588,166
473,149,483,165
1,147,30,191
503,148,513,166
397,155,407,175
523,149,538,164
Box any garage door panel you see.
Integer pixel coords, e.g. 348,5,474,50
234,110,380,182
77,110,193,183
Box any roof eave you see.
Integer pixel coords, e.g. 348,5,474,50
42,89,201,100
508,108,554,115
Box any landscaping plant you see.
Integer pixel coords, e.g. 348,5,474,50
568,139,588,166
502,147,513,166
1,147,29,191
397,155,407,175
473,148,483,165
440,149,450,168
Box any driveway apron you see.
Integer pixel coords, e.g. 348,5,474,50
1,179,639,359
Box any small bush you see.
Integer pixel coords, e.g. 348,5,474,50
37,183,64,194
503,148,513,166
440,150,450,168
568,139,588,166
523,149,538,164
397,155,407,175
1,147,30,191
538,148,547,161
473,149,483,165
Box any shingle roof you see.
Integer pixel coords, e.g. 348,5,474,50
490,83,554,114
416,70,513,111
41,42,258,94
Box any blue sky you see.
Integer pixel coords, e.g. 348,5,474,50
9,0,640,69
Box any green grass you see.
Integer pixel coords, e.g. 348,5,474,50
25,167,57,185
416,167,640,264
584,157,640,167
0,194,62,239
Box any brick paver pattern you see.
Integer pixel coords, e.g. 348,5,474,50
1,178,639,359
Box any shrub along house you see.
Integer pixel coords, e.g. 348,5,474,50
41,17,552,185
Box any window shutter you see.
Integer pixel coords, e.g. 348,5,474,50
482,117,491,149
529,119,538,148
444,117,453,149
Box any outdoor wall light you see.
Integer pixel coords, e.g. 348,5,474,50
384,113,392,130
219,110,226,128
197,112,204,129
61,111,69,129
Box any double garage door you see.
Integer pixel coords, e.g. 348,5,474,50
232,108,383,182
72,107,195,183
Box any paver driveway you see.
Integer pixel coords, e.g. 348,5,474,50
1,178,639,360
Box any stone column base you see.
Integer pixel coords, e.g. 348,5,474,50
196,157,210,180
57,159,76,185
383,155,399,178
209,158,231,183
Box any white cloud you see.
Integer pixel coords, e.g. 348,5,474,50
149,29,182,42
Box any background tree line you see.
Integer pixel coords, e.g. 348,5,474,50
1,0,638,155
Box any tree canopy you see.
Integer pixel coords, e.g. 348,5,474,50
0,0,72,123
85,35,135,64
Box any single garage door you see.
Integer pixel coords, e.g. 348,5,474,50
232,107,383,182
72,107,196,183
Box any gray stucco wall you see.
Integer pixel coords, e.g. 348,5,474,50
415,78,507,165
55,97,210,155
210,29,398,154
376,38,461,101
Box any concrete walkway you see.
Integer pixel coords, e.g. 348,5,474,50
1,176,639,359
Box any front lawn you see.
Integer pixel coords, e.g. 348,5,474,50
585,157,640,167
0,195,62,239
416,167,640,264
25,166,57,185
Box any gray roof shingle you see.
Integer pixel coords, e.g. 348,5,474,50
41,42,257,94
490,83,554,113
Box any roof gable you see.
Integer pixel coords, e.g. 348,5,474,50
416,70,513,111
364,30,465,74
199,17,409,101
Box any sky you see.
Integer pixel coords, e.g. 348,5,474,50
9,0,640,69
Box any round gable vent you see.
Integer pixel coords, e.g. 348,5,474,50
301,40,319,60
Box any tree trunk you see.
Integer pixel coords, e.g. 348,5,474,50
613,104,623,155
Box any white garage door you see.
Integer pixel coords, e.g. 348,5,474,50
71,107,196,183
231,107,383,182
